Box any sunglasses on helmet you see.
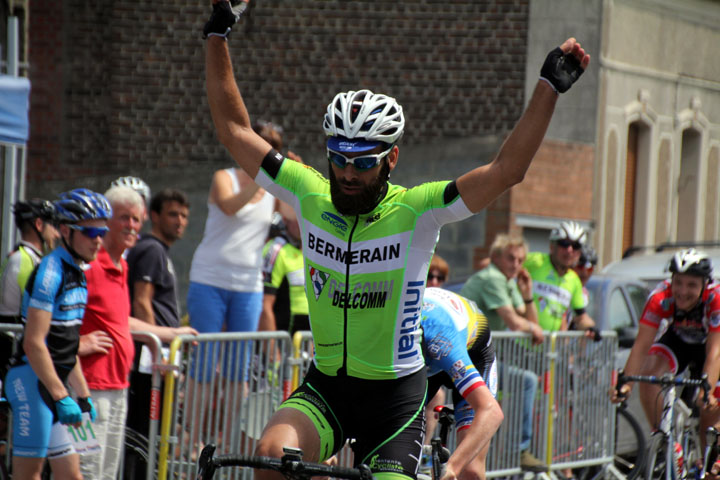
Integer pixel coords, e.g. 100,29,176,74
69,224,109,239
327,146,393,172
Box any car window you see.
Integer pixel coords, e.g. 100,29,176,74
585,287,601,322
608,288,633,331
626,285,649,320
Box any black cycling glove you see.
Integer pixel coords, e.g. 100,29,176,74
539,47,584,94
586,327,602,342
203,1,240,39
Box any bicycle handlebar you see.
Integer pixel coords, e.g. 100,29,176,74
617,372,712,404
196,444,374,480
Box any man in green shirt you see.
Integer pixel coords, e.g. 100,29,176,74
460,233,545,472
461,233,542,342
524,221,596,333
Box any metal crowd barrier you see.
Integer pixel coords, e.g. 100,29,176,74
514,330,618,477
156,331,293,480
122,331,164,480
0,324,619,480
283,330,617,478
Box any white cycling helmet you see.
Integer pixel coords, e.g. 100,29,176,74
549,221,588,245
323,89,405,150
667,248,713,278
111,176,151,206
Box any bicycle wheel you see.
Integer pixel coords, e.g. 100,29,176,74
614,408,646,480
120,427,150,480
645,433,668,480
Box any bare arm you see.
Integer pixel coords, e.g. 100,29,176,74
67,358,91,398
128,316,198,344
496,305,544,345
132,281,156,326
210,168,261,216
572,311,596,330
24,307,71,401
703,331,720,408
611,323,658,401
455,38,590,213
442,387,503,480
206,36,273,178
258,294,278,332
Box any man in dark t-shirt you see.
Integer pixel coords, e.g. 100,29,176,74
124,188,189,464
126,189,189,328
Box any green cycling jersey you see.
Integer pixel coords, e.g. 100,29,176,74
524,251,586,331
255,151,472,380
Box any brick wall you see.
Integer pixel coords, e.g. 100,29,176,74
467,140,595,268
27,0,529,188
26,0,540,301
511,139,595,220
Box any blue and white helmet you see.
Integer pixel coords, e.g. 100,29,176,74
323,89,405,146
54,188,112,224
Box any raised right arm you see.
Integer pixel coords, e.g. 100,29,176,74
206,34,273,178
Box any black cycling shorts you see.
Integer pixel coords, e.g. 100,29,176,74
280,364,426,478
650,327,705,376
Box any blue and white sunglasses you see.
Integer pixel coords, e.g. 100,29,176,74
327,145,394,171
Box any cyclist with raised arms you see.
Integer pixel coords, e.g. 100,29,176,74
422,288,503,480
203,3,589,479
4,189,111,480
612,249,720,438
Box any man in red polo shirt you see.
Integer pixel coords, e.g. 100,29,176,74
78,186,197,479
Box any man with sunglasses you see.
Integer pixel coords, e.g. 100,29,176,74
204,3,590,478
4,188,110,479
523,220,597,334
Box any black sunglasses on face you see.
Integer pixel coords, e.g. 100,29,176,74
556,239,582,250
427,273,446,282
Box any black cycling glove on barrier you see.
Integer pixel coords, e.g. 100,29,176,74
539,47,584,94
203,1,239,39
586,327,602,342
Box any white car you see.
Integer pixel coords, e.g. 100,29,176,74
602,246,720,288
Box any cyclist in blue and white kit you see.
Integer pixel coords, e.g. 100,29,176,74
203,4,589,478
423,288,503,480
4,189,111,480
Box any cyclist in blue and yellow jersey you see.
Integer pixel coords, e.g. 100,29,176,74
422,288,503,480
203,3,590,478
4,189,110,480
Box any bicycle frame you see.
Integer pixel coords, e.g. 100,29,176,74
618,373,710,480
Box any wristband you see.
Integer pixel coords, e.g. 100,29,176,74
523,298,534,304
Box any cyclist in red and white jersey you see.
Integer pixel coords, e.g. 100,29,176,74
613,249,720,435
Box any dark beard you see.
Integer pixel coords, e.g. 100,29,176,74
328,161,390,216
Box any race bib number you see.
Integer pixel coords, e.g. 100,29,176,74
66,412,100,456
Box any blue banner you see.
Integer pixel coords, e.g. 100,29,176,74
0,75,30,146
